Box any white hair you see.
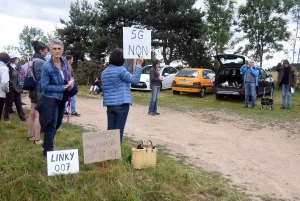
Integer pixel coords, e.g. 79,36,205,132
49,39,64,49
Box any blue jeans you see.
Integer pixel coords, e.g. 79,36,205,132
71,95,76,114
107,104,130,143
43,100,66,156
148,86,160,113
281,84,291,108
244,82,256,107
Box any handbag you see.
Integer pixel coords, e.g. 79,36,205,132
63,58,78,97
69,82,78,97
131,140,157,169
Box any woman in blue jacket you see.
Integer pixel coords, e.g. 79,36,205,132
39,39,74,157
240,59,259,108
102,48,144,143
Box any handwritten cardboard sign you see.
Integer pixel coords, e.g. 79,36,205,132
82,130,121,164
47,149,79,176
123,27,151,59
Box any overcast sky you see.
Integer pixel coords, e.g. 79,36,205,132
0,0,296,68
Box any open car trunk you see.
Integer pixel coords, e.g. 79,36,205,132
213,54,246,96
215,68,244,90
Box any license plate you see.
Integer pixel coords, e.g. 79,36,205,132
180,80,190,83
138,83,143,86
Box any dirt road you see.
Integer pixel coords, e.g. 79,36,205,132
26,96,300,200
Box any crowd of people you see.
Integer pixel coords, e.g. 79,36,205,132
0,39,79,156
0,40,145,157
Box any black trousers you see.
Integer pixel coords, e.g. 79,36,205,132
0,98,5,121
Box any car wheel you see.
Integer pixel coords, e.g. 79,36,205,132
216,94,224,100
173,90,180,95
199,88,205,98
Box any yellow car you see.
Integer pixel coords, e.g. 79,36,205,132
172,68,215,98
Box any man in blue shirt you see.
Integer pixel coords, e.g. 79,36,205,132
240,59,259,109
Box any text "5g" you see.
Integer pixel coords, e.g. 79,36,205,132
131,30,144,39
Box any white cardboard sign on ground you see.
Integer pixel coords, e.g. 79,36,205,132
123,27,151,59
47,149,79,176
82,130,121,164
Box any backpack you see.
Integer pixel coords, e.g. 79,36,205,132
18,59,37,90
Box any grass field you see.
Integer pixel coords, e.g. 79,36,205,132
0,109,250,201
266,71,277,82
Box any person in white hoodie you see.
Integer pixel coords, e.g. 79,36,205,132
0,52,10,121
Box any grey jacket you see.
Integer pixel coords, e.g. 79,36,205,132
32,58,46,91
68,63,74,79
149,67,161,87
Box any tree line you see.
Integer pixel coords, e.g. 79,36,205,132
4,0,300,84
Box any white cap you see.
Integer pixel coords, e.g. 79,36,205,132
8,53,18,59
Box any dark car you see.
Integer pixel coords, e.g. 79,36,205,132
212,54,274,99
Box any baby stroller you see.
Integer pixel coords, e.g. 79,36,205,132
260,87,274,110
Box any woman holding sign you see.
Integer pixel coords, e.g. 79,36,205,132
101,48,144,143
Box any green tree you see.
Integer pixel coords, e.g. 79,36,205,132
180,39,212,68
236,0,293,67
18,26,47,61
90,0,142,60
3,45,19,53
291,0,300,64
204,0,236,56
75,59,106,85
57,0,97,62
142,0,206,65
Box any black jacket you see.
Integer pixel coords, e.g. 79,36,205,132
35,95,56,132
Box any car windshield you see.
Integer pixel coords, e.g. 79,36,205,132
141,66,152,74
142,66,163,74
176,70,199,78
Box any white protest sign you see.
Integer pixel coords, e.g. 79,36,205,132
82,130,121,164
123,27,151,59
47,149,79,176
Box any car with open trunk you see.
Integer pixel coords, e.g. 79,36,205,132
213,54,274,100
